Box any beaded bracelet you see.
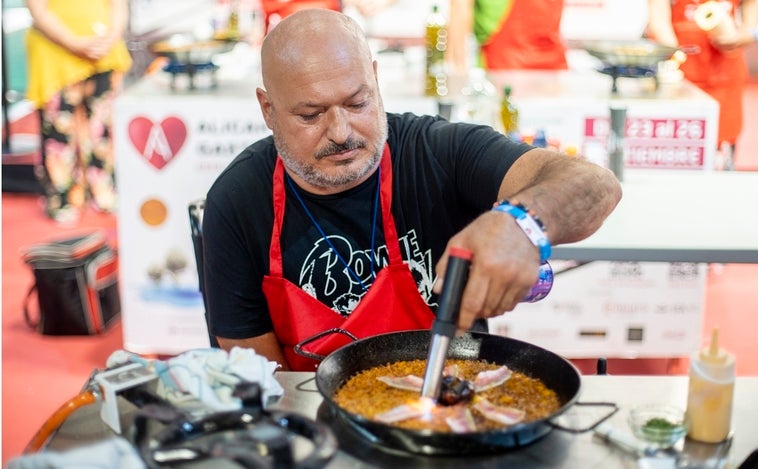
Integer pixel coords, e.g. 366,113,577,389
492,199,552,263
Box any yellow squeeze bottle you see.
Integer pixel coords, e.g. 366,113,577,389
685,328,735,442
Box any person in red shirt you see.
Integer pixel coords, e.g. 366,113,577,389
647,0,758,169
448,0,567,73
259,0,342,31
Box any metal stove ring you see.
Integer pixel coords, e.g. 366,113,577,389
132,383,337,468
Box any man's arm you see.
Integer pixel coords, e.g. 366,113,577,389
217,332,292,371
436,148,622,330
498,148,622,245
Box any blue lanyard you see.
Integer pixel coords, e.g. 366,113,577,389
285,168,381,291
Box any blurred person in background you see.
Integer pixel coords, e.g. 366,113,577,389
343,0,398,17
647,0,758,170
259,0,342,31
25,0,132,224
343,0,437,45
447,0,567,73
259,0,412,35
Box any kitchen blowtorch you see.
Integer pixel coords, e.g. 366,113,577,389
421,247,472,400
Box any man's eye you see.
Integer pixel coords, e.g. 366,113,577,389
350,101,368,110
300,112,321,121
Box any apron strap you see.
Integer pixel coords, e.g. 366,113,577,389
269,143,403,275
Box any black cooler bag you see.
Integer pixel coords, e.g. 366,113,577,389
21,231,121,335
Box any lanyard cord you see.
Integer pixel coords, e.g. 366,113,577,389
285,168,381,291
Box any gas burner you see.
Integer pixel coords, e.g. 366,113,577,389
162,60,220,91
598,65,658,94
130,382,337,468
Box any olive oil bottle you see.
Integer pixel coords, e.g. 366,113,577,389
227,0,240,41
500,85,519,136
425,4,448,98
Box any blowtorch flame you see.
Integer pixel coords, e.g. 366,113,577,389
374,396,437,424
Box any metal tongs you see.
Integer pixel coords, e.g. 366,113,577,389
421,247,472,400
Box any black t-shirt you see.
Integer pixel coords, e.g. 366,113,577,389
203,112,533,339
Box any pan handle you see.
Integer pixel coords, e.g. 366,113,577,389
547,401,619,434
293,328,359,361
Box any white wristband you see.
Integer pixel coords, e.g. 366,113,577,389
491,201,551,263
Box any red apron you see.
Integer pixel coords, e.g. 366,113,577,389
262,145,436,371
671,0,746,144
481,0,567,70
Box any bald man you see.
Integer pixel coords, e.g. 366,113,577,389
202,8,621,371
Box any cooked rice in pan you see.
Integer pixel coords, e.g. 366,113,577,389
333,358,560,432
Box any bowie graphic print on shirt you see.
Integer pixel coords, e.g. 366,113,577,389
297,228,435,316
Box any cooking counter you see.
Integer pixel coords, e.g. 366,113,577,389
44,373,758,468
273,373,756,468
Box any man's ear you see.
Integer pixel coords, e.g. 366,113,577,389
256,87,274,130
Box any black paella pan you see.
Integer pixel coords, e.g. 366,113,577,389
314,330,609,455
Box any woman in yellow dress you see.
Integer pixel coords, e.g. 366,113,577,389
26,0,132,223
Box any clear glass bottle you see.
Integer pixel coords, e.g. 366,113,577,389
500,85,519,137
424,4,448,98
457,68,498,126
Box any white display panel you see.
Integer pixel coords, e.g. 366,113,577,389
114,78,269,354
489,261,707,358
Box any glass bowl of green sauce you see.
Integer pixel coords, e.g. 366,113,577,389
628,404,688,448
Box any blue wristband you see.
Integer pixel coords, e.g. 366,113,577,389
492,200,552,263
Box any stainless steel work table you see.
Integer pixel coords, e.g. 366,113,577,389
274,373,757,468
551,169,758,264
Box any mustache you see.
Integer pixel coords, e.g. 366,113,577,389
315,139,366,160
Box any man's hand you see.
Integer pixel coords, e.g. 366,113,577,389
433,210,542,331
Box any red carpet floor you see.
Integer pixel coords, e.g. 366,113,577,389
3,82,758,464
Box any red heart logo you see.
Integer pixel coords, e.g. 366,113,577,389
128,116,187,170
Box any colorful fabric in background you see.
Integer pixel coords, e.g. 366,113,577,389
25,0,132,223
476,0,567,70
37,71,121,221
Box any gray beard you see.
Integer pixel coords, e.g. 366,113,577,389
274,118,388,190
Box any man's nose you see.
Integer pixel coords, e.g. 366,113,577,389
325,107,351,144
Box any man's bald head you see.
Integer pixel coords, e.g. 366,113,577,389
260,9,374,93
254,8,386,195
